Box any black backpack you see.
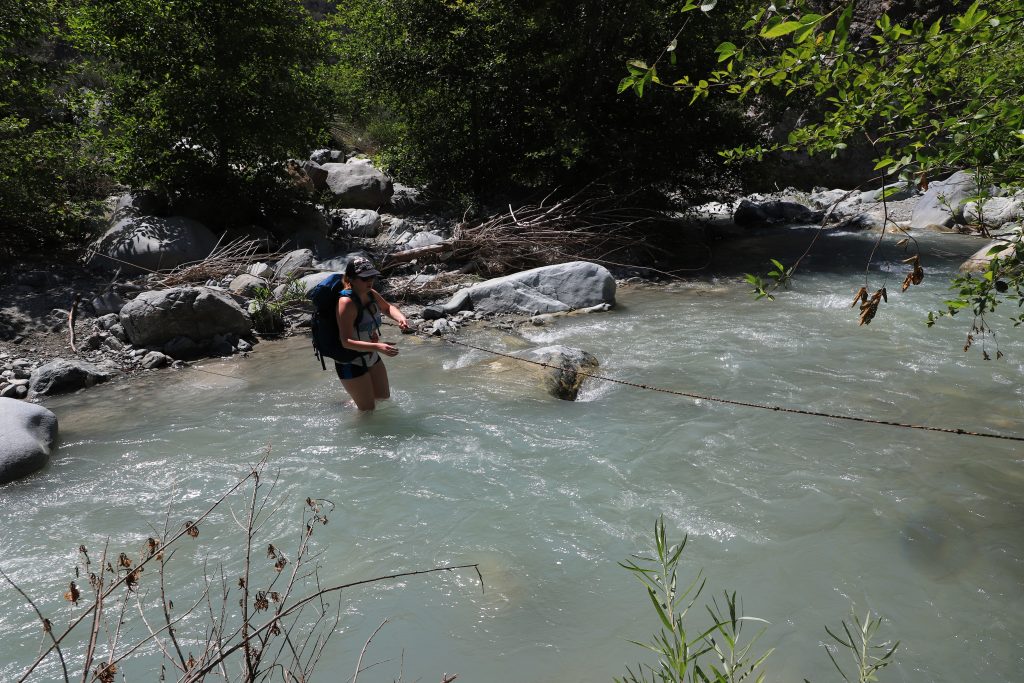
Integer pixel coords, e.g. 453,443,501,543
308,274,368,370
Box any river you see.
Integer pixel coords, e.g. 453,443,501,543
1,226,1022,682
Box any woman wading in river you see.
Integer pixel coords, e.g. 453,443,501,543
336,256,409,411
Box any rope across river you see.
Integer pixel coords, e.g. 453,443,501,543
413,331,1024,444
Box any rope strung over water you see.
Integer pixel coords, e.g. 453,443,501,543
419,332,1024,444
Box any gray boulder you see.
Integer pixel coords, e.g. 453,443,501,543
515,345,599,401
141,351,170,369
249,262,274,279
387,183,425,213
959,241,1017,273
91,291,126,317
112,190,167,218
858,183,917,203
93,215,218,273
229,273,268,297
321,162,393,209
163,335,202,359
0,398,58,484
29,359,114,396
963,194,1023,229
120,286,252,347
333,209,382,237
397,230,446,251
274,270,339,299
274,249,315,281
310,148,345,165
444,261,616,316
910,171,979,229
734,199,823,226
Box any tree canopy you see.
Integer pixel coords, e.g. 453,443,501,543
70,0,333,225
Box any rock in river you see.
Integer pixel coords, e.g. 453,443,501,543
0,397,58,484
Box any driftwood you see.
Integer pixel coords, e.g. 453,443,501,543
68,294,80,353
156,238,280,288
385,187,681,278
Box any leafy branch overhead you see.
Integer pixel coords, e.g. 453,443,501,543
622,0,1024,349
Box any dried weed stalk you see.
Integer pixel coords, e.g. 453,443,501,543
3,452,481,682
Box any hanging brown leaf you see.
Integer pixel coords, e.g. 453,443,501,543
267,544,277,559
254,591,269,612
147,537,160,557
184,521,199,538
274,556,288,573
270,591,280,603
238,577,246,589
42,618,52,633
850,286,868,308
901,272,914,292
911,264,924,285
879,287,888,303
124,567,142,591
64,581,80,605
269,620,281,637
858,290,884,325
118,553,132,569
186,654,197,670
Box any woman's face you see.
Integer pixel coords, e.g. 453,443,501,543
351,274,374,293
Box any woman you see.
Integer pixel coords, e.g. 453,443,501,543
335,256,409,411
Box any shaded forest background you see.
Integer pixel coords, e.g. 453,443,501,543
0,0,968,257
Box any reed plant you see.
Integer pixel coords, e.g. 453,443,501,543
617,516,898,683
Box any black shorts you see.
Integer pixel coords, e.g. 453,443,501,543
334,356,379,381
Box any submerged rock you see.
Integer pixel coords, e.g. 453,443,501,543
515,345,599,401
0,398,58,484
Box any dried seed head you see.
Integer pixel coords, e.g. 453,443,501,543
184,521,199,539
118,553,132,569
95,662,117,683
274,556,288,573
64,582,80,605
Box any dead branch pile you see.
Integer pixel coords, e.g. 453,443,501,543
383,188,671,278
453,189,663,277
156,238,279,288
388,271,482,304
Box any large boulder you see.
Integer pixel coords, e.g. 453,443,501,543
910,171,979,229
515,345,599,401
959,240,1018,273
120,286,252,347
29,359,114,396
93,215,218,273
332,209,382,238
444,261,616,316
962,194,1024,229
734,199,824,226
274,249,315,281
0,398,58,484
321,162,393,209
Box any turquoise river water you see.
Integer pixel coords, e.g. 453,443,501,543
1,227,1022,682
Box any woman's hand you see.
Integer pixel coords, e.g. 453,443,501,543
397,315,410,331
377,342,399,357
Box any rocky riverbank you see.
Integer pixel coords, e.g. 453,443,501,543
4,164,1021,404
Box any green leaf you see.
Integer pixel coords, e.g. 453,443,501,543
761,21,804,39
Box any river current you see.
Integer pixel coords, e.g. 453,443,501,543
1,227,1022,682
